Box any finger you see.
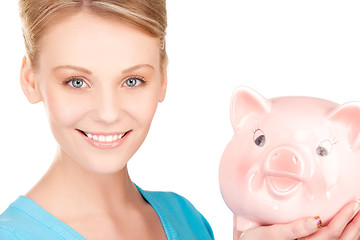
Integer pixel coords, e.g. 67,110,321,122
233,215,242,240
240,217,322,240
326,201,360,238
280,216,323,239
234,230,242,240
339,210,360,240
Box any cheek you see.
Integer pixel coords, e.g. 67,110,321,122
43,87,87,126
131,92,158,124
121,87,161,125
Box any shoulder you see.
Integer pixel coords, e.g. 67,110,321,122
138,187,214,239
0,196,70,240
0,203,32,240
144,190,206,220
0,228,20,240
0,225,31,240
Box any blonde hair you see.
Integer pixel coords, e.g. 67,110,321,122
18,0,168,70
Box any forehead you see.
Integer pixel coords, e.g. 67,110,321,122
271,97,336,115
38,12,160,73
261,97,338,128
258,97,339,141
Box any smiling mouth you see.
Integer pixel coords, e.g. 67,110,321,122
264,171,304,197
267,176,300,193
77,130,129,143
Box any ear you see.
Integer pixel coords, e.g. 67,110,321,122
158,70,167,102
230,86,271,131
328,102,360,151
20,56,42,104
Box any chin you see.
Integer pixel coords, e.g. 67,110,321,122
79,155,130,175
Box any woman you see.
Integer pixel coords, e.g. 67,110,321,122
0,1,213,239
0,0,359,239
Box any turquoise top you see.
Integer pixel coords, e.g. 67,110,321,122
0,187,214,240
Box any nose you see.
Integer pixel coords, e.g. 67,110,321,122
93,88,121,124
266,148,303,175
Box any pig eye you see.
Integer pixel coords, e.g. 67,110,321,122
316,146,328,156
254,129,266,147
316,139,333,157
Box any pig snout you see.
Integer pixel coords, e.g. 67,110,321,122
267,148,303,175
264,148,304,198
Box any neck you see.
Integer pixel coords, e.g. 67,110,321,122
26,147,143,220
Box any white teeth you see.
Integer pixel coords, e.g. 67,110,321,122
112,135,118,141
84,131,126,142
98,135,105,142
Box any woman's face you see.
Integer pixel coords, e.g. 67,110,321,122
29,12,166,174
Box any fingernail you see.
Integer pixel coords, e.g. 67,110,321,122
306,216,323,230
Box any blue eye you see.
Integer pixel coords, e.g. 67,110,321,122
124,77,144,88
67,78,86,88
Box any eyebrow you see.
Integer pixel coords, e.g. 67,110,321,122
122,64,155,74
52,65,92,75
52,64,155,75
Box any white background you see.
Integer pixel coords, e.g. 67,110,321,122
1,1,360,239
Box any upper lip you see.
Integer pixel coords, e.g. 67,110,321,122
77,129,129,141
263,170,305,182
77,129,129,136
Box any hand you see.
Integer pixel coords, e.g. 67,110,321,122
234,216,321,240
234,201,360,240
298,201,360,240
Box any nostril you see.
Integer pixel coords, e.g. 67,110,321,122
272,153,280,159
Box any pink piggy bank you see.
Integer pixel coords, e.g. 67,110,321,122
219,86,360,232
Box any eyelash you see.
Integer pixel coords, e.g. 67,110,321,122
63,75,147,89
253,126,260,133
122,75,146,88
64,76,89,89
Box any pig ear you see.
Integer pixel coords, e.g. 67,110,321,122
328,102,360,150
230,86,271,131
